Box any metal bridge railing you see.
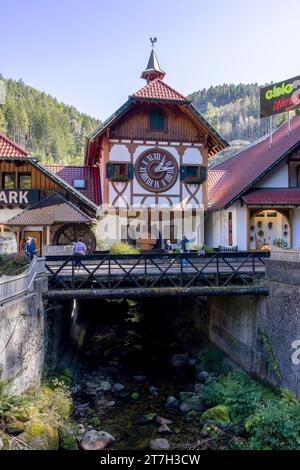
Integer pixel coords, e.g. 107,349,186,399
0,256,45,304
45,251,268,291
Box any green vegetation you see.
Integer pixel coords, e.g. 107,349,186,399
242,390,300,450
0,253,29,276
0,370,76,450
199,351,300,450
110,241,140,255
203,370,276,423
188,243,215,253
0,75,100,164
189,83,287,144
260,332,282,381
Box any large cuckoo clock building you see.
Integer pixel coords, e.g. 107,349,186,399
86,45,227,248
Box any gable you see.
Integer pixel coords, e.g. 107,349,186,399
0,159,59,190
254,158,289,189
109,102,201,143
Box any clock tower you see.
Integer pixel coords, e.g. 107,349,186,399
85,41,228,248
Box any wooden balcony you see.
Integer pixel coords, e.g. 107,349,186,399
109,129,204,144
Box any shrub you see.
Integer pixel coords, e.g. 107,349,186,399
196,345,227,375
0,253,29,275
203,370,277,423
0,380,31,417
110,241,140,255
243,391,300,450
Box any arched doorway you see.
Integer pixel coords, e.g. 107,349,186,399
52,224,96,253
249,209,291,249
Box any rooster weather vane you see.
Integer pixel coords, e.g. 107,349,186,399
150,37,157,49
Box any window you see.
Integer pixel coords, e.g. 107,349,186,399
113,163,127,179
180,165,207,184
73,178,86,189
2,173,15,189
106,162,133,181
19,173,32,189
297,166,300,188
228,212,233,246
186,166,199,179
149,109,166,130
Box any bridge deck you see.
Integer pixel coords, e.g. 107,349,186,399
45,252,267,292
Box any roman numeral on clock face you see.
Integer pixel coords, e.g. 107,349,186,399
136,150,178,192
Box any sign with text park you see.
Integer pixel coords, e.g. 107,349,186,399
260,75,300,118
0,190,40,205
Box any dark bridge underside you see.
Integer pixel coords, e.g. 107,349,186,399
44,252,268,298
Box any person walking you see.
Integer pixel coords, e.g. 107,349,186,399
74,238,87,272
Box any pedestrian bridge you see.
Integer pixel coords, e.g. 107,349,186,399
44,251,269,299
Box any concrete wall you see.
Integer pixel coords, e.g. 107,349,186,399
0,277,47,394
198,259,300,397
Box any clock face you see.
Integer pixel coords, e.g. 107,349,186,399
135,149,178,192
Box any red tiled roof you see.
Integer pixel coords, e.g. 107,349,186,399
0,132,29,157
46,165,101,205
242,188,300,205
208,169,228,203
209,115,300,210
131,79,190,102
6,193,92,226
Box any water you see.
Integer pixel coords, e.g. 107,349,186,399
69,298,235,450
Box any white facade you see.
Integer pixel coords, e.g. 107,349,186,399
107,141,204,210
206,155,300,250
103,140,206,246
205,202,248,250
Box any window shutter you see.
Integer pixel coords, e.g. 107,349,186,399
200,166,207,183
127,163,134,180
180,166,187,181
150,110,165,130
106,162,112,179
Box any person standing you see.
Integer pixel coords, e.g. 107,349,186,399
19,237,27,254
74,238,87,271
27,238,37,260
164,239,173,254
180,236,189,267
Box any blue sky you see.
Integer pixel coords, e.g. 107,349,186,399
1,0,300,120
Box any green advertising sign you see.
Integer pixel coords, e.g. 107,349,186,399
260,75,300,118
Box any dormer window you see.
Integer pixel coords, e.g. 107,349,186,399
73,178,86,189
149,109,166,131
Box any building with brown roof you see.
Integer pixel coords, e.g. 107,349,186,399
206,115,300,250
85,44,227,248
0,132,99,254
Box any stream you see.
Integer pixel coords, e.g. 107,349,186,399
67,298,236,450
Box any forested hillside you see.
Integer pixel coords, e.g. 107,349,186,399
0,76,100,164
189,83,287,143
0,76,291,166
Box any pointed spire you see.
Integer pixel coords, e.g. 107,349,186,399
141,38,166,83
